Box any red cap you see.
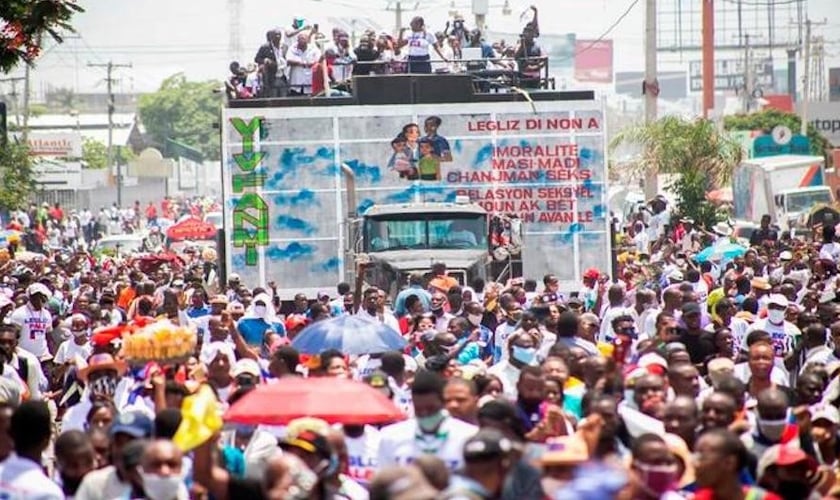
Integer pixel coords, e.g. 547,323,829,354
285,314,309,332
583,268,600,280
91,325,125,347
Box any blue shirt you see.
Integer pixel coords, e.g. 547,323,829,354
427,135,451,159
186,305,210,319
237,317,285,346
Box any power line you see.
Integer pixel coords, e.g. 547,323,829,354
721,0,803,6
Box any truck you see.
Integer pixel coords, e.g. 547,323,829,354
220,85,610,301
733,154,833,231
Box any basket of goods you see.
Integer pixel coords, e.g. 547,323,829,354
121,320,197,365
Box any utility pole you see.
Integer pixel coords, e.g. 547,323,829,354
801,19,811,136
787,48,797,102
743,34,752,113
21,63,31,141
702,0,714,118
386,1,419,36
642,0,658,199
87,60,132,206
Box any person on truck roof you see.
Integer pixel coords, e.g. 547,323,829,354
750,215,779,248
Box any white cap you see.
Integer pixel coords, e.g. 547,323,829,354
229,273,241,282
232,358,261,378
767,294,789,308
667,268,684,282
779,250,793,261
26,283,50,298
811,403,840,425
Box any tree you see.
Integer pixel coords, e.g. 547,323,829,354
0,141,36,210
138,74,222,161
610,116,742,228
81,137,135,169
724,108,832,159
1,0,84,72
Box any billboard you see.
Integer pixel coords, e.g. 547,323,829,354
20,131,82,157
574,40,613,83
689,58,774,92
831,68,840,102
801,102,840,147
222,100,609,297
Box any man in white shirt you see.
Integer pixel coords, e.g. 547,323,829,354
285,33,321,95
356,288,400,333
487,330,538,400
599,284,634,343
0,323,45,400
429,291,455,333
744,294,801,382
9,283,53,359
377,371,477,471
0,400,64,499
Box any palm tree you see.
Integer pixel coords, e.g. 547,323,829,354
610,116,743,228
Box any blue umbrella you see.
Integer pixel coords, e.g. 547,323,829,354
291,315,407,355
694,242,747,263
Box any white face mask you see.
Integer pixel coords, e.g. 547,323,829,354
757,417,787,441
767,308,786,325
253,304,267,317
467,313,482,326
140,471,183,500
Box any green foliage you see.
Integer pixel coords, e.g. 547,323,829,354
138,74,222,161
81,137,136,169
82,137,107,169
610,116,742,228
0,141,36,210
1,0,84,72
724,109,831,157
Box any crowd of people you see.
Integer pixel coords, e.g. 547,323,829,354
226,8,547,99
3,190,840,499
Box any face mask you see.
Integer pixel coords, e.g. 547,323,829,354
758,417,787,441
72,328,88,338
253,305,267,317
635,462,678,496
417,410,446,433
140,471,183,500
512,345,536,365
90,376,117,398
767,308,785,324
431,303,444,312
468,314,482,326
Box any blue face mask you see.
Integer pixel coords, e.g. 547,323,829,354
512,345,536,365
416,410,446,433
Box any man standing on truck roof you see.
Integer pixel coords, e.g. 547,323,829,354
750,215,779,247
429,262,459,293
394,273,431,317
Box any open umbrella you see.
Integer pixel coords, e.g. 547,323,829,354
693,242,747,263
291,315,406,355
166,217,217,241
224,377,405,425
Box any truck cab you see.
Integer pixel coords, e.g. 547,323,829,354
357,202,490,296
774,186,834,231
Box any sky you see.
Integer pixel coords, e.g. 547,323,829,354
5,0,840,97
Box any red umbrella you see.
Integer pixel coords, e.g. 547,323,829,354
166,217,217,241
224,377,406,425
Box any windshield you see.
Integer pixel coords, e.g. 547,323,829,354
365,214,487,251
96,238,144,253
785,190,833,213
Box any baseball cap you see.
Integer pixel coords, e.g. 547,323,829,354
227,302,245,314
681,302,701,316
582,268,600,280
811,404,840,425
369,466,439,500
285,314,309,332
767,294,790,308
110,411,153,438
27,283,50,298
364,370,392,397
566,296,584,308
667,269,684,282
757,444,816,480
463,428,512,461
780,250,794,261
541,435,589,466
280,429,332,459
317,291,330,301
232,358,261,378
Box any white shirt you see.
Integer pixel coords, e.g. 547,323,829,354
377,417,477,471
53,339,92,366
493,321,518,362
285,44,321,92
405,31,437,57
344,426,380,486
10,349,45,400
9,305,52,358
745,318,801,361
599,305,634,343
705,317,750,354
355,309,400,335
0,453,64,499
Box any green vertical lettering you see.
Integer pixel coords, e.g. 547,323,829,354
232,193,270,266
233,171,268,193
230,117,262,151
233,151,266,172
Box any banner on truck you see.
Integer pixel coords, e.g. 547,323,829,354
222,100,609,294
